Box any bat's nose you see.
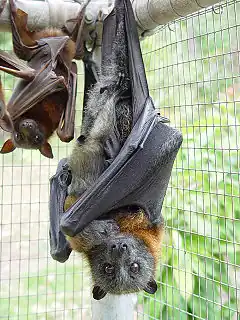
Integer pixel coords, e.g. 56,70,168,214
111,242,128,258
19,120,37,137
120,243,128,251
21,121,33,129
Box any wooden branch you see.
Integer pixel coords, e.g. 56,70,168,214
0,0,222,35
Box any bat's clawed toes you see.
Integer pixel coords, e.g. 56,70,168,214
0,0,6,16
9,0,17,14
9,0,36,48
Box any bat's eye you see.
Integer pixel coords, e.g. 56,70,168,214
15,133,21,141
34,135,41,143
130,262,140,273
104,263,115,275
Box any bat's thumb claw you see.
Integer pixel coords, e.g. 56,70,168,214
157,113,170,123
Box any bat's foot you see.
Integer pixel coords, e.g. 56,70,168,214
0,0,6,16
64,0,92,59
9,0,36,59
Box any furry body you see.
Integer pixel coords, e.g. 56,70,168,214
67,13,132,196
65,3,164,299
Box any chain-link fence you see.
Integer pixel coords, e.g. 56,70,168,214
0,0,240,319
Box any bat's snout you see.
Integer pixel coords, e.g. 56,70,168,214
109,241,128,258
19,119,37,132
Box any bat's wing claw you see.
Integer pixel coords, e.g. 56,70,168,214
157,114,170,123
67,0,92,59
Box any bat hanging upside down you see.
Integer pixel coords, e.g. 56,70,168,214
0,0,90,158
49,0,182,300
62,0,164,299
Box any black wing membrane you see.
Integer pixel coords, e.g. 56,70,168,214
49,159,72,262
60,0,183,237
49,55,99,262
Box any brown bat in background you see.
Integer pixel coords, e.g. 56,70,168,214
0,0,90,158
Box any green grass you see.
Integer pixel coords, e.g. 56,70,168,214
0,259,92,319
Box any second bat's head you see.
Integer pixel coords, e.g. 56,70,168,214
87,234,158,300
0,119,53,158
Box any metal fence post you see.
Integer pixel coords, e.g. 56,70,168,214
92,293,137,320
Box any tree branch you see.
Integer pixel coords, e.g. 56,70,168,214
0,0,222,35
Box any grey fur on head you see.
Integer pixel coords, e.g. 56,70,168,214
88,233,157,298
68,218,157,299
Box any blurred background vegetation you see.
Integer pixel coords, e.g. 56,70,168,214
138,1,240,319
0,0,239,319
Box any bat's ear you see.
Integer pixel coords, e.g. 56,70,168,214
92,286,107,300
40,142,53,159
0,139,16,154
144,278,158,294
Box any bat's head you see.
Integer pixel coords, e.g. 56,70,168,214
88,234,157,300
0,119,53,158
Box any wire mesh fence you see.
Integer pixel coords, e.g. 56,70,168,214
0,0,239,319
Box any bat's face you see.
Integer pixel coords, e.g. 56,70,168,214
0,119,53,158
88,234,157,300
13,119,45,149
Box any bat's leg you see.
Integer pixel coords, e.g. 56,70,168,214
9,0,36,46
0,0,6,16
9,0,36,60
83,30,97,60
63,0,91,59
57,62,77,142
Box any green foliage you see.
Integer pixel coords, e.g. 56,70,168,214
138,2,240,319
0,259,92,320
